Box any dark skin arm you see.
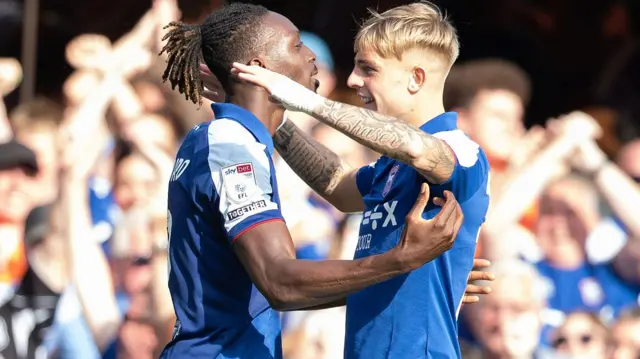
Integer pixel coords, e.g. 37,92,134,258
233,221,405,311
233,184,464,311
274,120,364,212
291,259,495,311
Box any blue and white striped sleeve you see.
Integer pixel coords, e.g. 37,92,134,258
207,120,284,243
434,130,489,203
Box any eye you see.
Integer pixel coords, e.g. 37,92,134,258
361,65,376,75
295,42,304,49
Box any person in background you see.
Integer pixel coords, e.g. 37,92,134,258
9,98,64,206
444,59,554,263
550,312,608,359
463,259,557,359
608,307,640,359
0,141,38,301
533,174,639,320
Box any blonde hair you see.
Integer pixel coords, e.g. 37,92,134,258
354,1,460,65
10,97,63,135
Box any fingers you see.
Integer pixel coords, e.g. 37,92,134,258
406,183,430,221
199,63,212,74
450,193,464,236
461,295,480,304
468,270,495,282
229,67,268,89
472,258,491,270
433,191,458,229
465,283,492,295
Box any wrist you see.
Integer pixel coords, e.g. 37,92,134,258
271,80,324,114
584,159,609,179
387,246,417,274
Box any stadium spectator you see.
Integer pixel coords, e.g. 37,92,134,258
462,259,555,359
550,312,609,359
608,307,640,359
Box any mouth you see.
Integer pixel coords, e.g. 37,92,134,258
357,92,374,105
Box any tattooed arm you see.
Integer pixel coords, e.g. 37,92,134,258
231,63,455,183
310,100,455,184
274,120,365,213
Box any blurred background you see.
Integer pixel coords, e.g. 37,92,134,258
0,0,639,358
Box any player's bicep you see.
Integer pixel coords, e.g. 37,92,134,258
434,130,488,202
233,220,295,296
208,131,284,243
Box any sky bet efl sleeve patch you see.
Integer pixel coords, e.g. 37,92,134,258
221,162,258,204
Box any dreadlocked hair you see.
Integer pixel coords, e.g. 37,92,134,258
159,3,269,107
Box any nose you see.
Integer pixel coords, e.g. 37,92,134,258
306,46,317,64
346,69,363,89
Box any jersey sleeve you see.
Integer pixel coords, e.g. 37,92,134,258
208,120,284,242
433,130,489,203
356,161,377,196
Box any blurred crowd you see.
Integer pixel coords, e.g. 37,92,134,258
0,0,640,359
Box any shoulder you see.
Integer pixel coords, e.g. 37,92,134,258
205,119,269,167
207,119,259,146
432,129,485,168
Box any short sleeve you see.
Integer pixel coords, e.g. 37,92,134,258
433,130,489,203
356,161,377,196
207,120,284,242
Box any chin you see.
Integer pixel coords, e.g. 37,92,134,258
363,102,377,111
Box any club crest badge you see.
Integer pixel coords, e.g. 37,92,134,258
382,164,400,197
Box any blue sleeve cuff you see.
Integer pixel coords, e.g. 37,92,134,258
227,209,284,243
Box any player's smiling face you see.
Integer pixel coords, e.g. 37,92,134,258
347,50,418,118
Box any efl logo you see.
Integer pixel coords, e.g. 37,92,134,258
237,164,252,173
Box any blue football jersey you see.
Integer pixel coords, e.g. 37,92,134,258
345,112,490,359
160,103,284,359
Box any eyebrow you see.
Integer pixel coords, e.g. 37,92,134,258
356,59,377,68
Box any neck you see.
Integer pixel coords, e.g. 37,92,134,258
405,90,446,128
229,85,285,136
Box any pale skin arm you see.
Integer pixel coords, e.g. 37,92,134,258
482,134,575,238
573,140,640,238
309,99,456,184
482,112,600,238
232,63,456,184
59,125,122,352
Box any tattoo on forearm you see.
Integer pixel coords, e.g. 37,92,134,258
274,121,346,195
313,99,455,183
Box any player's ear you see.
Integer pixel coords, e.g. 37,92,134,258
248,58,267,68
408,66,426,94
